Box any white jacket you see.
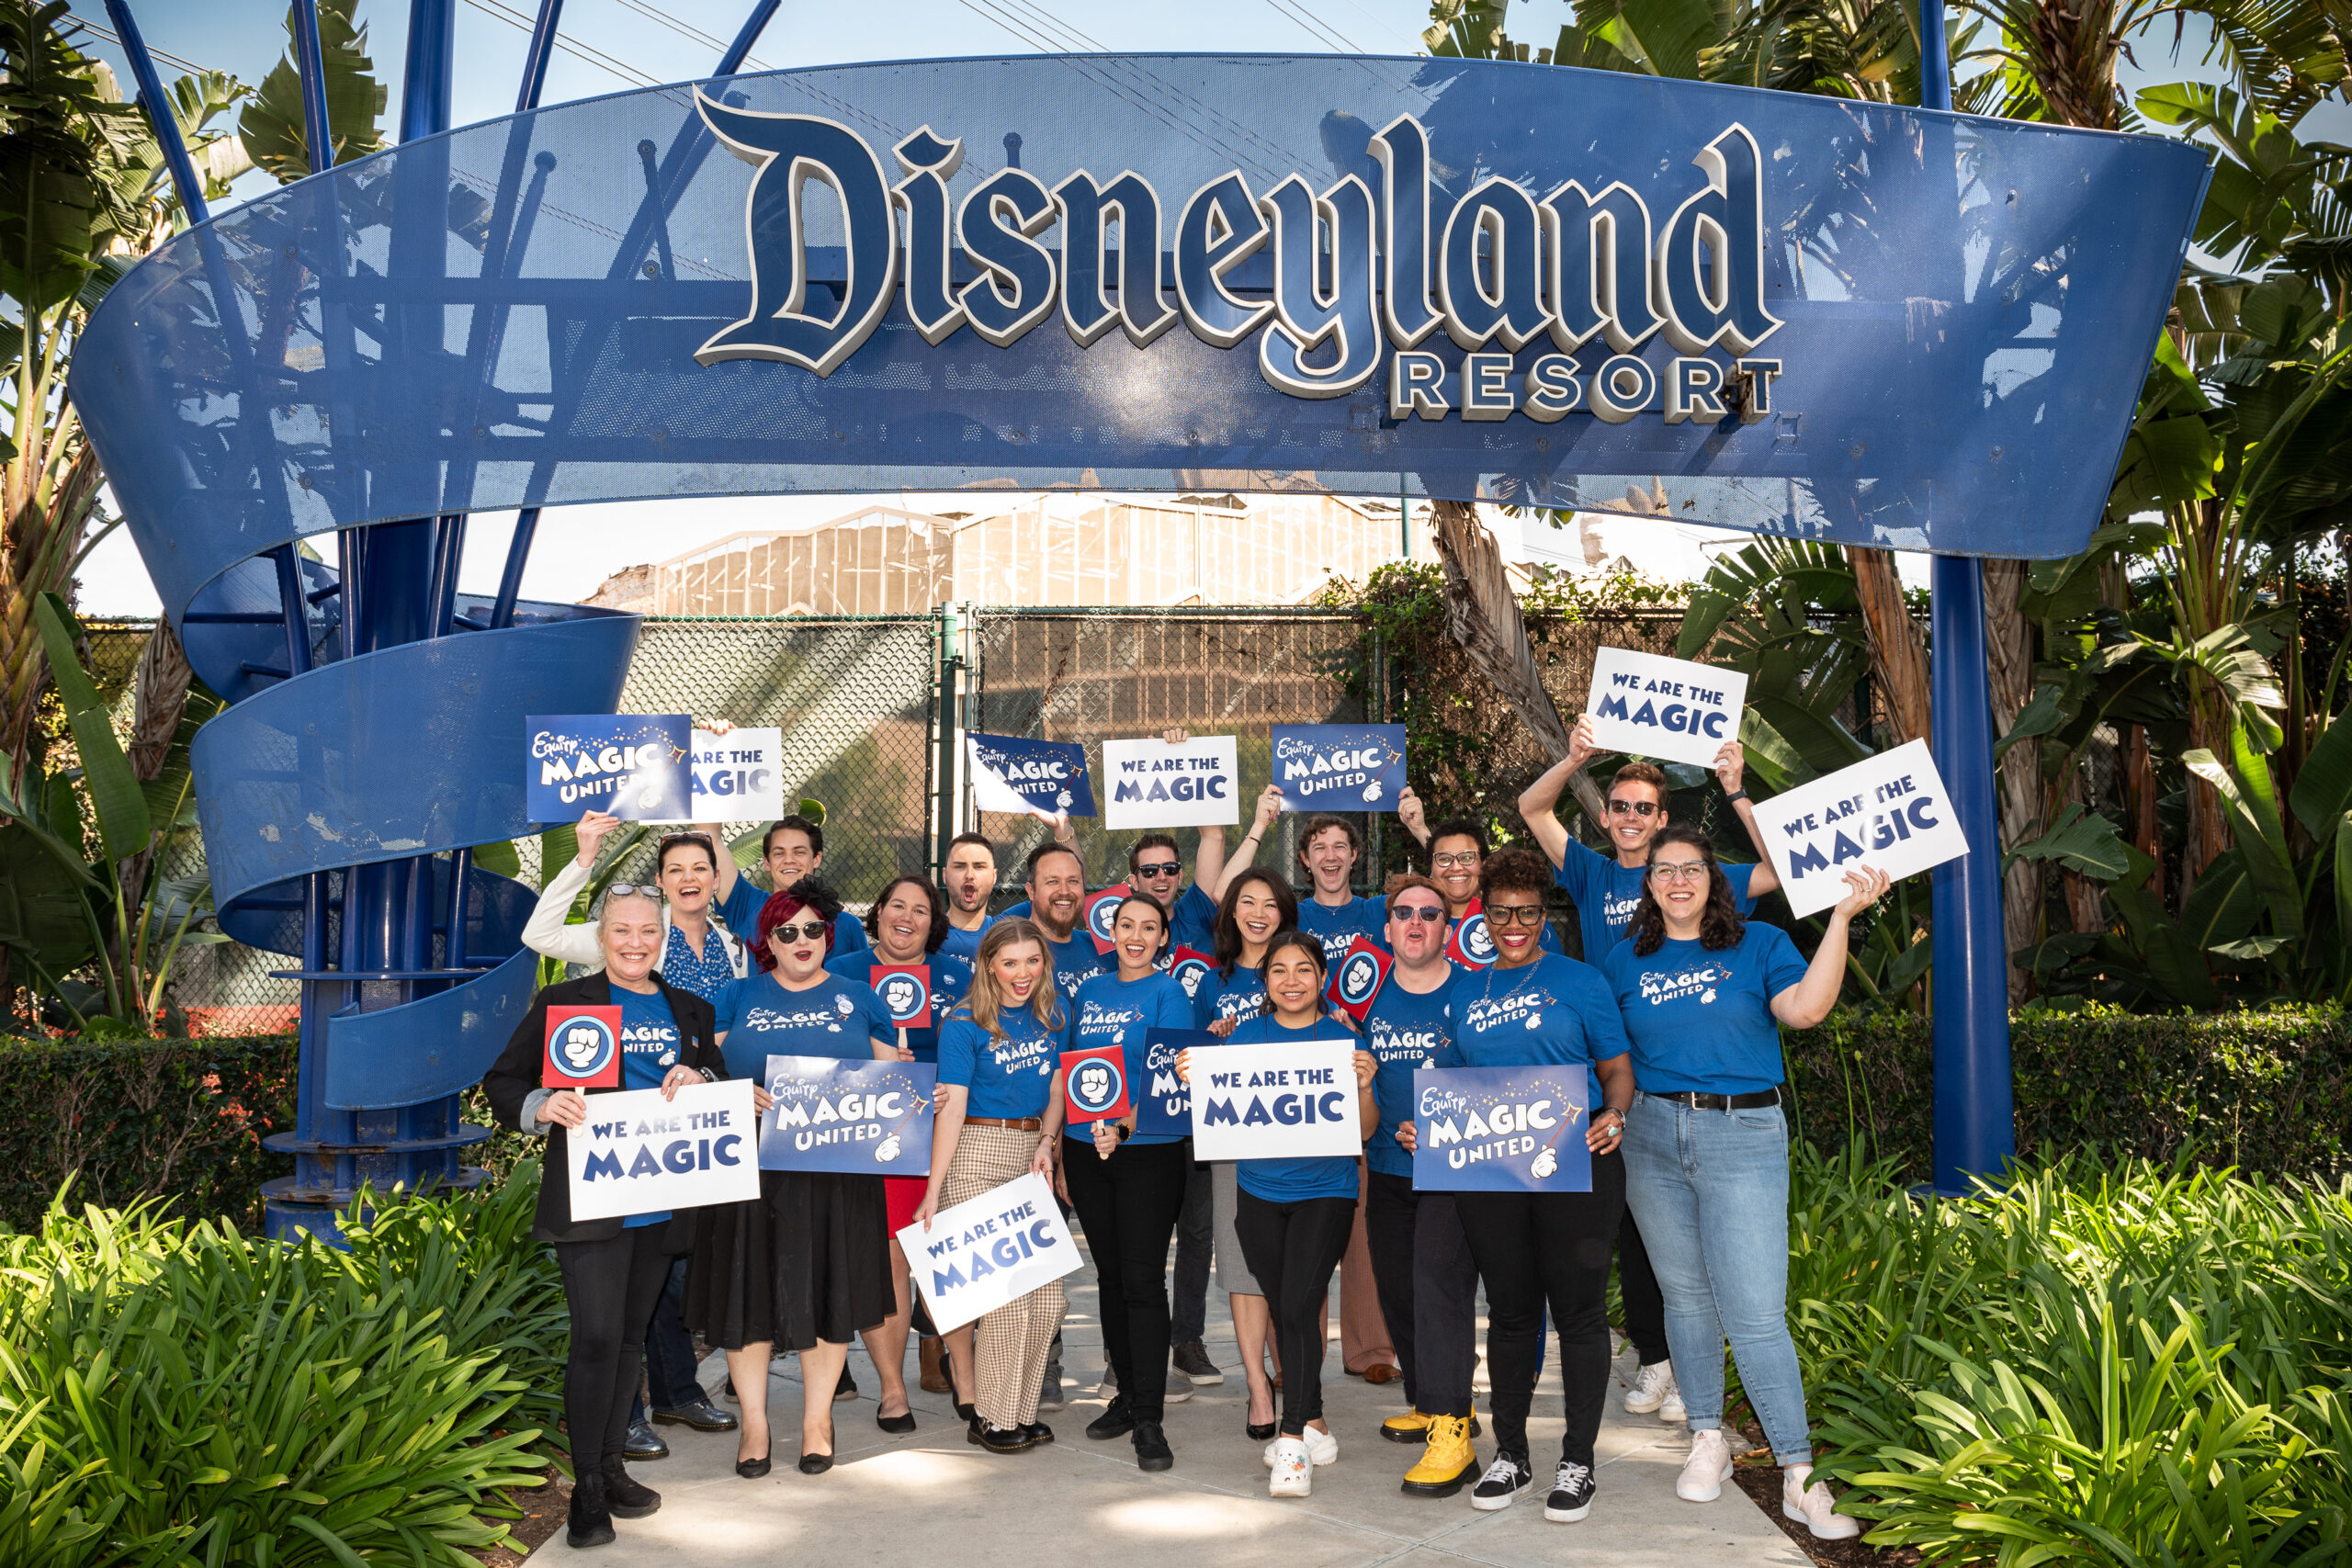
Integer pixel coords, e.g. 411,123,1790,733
521,855,751,979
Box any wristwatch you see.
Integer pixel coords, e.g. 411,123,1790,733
1115,1122,1133,1143
1723,788,1749,804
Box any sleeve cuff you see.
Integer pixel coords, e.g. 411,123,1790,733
518,1087,557,1135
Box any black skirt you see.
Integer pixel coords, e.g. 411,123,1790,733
685,1168,896,1352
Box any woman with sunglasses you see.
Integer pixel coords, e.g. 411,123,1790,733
915,918,1070,1453
1397,847,1634,1527
1600,826,1881,1542
1053,894,1204,1472
1175,932,1376,1498
483,889,723,1549
688,880,902,1478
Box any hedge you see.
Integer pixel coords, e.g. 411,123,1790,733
3,1005,2345,1230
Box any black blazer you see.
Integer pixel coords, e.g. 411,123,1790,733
483,970,727,1247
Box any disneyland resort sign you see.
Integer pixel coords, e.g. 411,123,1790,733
697,99,1782,428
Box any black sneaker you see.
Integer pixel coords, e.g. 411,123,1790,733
1471,1452,1533,1511
1544,1460,1597,1522
1023,1419,1056,1446
1087,1395,1136,1440
601,1460,660,1519
1132,1417,1173,1472
1171,1338,1225,1385
566,1471,616,1549
969,1419,1033,1454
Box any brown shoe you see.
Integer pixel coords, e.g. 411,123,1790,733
920,1337,952,1394
1362,1363,1400,1385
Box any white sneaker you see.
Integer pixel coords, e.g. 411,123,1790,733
1261,1425,1339,1467
1164,1379,1193,1404
1676,1428,1735,1502
1268,1437,1313,1496
1659,1382,1687,1423
1623,1359,1676,1415
1783,1472,1860,1540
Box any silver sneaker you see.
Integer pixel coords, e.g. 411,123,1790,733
1037,1361,1066,1413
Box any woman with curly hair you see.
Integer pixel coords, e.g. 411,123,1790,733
1600,823,1884,1541
687,878,902,1478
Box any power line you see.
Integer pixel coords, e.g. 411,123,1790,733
63,11,215,78
462,0,667,91
603,0,773,73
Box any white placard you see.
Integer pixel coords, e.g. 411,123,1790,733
565,1077,763,1222
1582,648,1750,769
1188,1039,1364,1162
1750,739,1971,918
691,727,783,819
899,1171,1083,1333
1102,734,1241,829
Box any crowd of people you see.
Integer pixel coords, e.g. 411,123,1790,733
483,723,1883,1550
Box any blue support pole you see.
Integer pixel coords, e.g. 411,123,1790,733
716,0,783,74
1919,0,2017,1193
515,0,567,111
290,0,334,175
100,0,209,225
400,0,458,143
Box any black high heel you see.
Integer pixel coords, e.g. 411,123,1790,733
736,1451,772,1479
955,1398,978,1424
876,1406,917,1435
797,1450,834,1474
1246,1419,1277,1440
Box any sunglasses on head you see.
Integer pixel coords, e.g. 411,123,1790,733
1606,798,1660,817
656,830,713,854
605,884,665,900
1132,861,1183,877
1390,903,1446,923
768,922,827,943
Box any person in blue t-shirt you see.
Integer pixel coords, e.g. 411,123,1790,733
1351,873,1485,1495
687,878,899,1480
1601,825,1880,1544
1392,807,1566,970
917,918,1072,1453
1290,811,1389,964
1200,867,1296,1032
1176,931,1375,1498
1016,841,1109,1002
1052,895,1204,1471
938,830,1000,975
715,814,871,960
1402,847,1634,1526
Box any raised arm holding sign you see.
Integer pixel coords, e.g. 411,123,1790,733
1581,649,1750,771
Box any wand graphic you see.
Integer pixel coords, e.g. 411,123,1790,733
875,1090,933,1165
1530,1091,1585,1180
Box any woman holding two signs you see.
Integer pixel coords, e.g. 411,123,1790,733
1054,895,1204,1472
687,880,904,1478
1178,931,1377,1499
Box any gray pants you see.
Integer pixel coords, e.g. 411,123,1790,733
1210,1161,1264,1296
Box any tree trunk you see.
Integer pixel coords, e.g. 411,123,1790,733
1426,499,1607,826
2,443,106,794
1849,546,1929,744
1983,558,2041,1002
2127,723,2165,908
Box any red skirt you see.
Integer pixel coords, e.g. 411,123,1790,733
884,1175,926,1237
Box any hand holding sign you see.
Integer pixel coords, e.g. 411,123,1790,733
527,715,691,822
1751,740,1966,917
1581,649,1750,770
967,733,1096,818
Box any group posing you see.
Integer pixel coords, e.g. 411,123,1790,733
482,723,1880,1550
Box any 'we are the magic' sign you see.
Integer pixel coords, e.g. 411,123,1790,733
899,1171,1082,1333
1752,739,1969,917
1582,649,1747,770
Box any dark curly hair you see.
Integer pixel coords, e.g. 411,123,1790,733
1476,844,1553,903
863,875,948,954
752,877,844,972
1627,825,1747,956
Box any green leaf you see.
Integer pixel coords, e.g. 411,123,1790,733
2287,707,2352,844
469,839,521,880
2002,804,2129,881
237,2,387,183
32,593,152,862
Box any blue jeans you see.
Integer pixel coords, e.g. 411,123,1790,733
628,1256,705,1424
1622,1093,1813,1464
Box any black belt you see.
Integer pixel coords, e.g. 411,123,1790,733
1644,1088,1781,1111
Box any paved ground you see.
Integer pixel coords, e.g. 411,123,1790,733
533,1236,1810,1566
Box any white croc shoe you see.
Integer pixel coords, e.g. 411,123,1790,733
1261,1425,1339,1467
1676,1428,1735,1502
1783,1472,1860,1540
1268,1437,1313,1497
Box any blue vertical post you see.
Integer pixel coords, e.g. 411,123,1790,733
290,0,334,174
1919,0,2016,1193
101,0,209,225
515,0,566,111
716,0,783,74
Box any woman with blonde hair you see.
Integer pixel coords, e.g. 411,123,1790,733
913,918,1070,1453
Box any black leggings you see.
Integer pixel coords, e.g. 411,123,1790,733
1453,1148,1626,1467
1233,1189,1356,1437
1063,1138,1191,1419
1618,1202,1669,1366
556,1226,675,1472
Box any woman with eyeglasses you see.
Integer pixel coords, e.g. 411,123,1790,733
483,888,724,1549
1600,825,1882,1542
687,880,902,1479
1053,894,1204,1472
915,918,1070,1454
1175,931,1376,1498
1395,846,1634,1527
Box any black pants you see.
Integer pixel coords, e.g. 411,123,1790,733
557,1226,676,1473
1064,1137,1191,1418
1618,1203,1668,1367
1391,1186,1482,1418
1170,1156,1214,1344
1234,1190,1356,1437
1453,1149,1626,1467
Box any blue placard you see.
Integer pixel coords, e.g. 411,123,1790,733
1411,1066,1590,1192
1272,725,1408,812
967,733,1097,818
526,715,690,822
760,1055,937,1175
1138,1027,1218,1137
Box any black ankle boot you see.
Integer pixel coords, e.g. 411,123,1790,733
567,1470,616,1549
601,1458,660,1518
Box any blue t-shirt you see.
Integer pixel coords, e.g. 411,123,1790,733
937,917,992,976
1601,924,1810,1096
659,919,738,1001
1361,969,1458,1178
1554,838,1757,959
712,971,891,1083
1067,971,1204,1147
1167,883,1218,953
1453,953,1633,1106
1223,1013,1364,1203
1042,929,1110,1001
820,950,950,1062
1296,893,1388,965
718,880,869,959
1200,963,1268,1027
937,1003,1069,1120
616,987,684,1228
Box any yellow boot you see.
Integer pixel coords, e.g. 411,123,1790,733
1381,1407,1431,1444
1401,1414,1479,1497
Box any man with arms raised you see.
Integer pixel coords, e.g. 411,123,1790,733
717,814,871,957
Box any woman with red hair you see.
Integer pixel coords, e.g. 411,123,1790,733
686,879,900,1478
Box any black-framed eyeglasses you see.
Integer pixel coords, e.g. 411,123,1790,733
767,922,827,943
1487,904,1549,926
1606,799,1659,818
1390,904,1446,923
1430,852,1480,870
1132,861,1183,877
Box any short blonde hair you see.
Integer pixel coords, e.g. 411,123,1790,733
596,888,662,931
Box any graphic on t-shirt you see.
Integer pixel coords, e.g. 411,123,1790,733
1077,998,1148,1045
1463,984,1558,1037
1636,959,1731,1007
622,1018,681,1069
738,1001,854,1034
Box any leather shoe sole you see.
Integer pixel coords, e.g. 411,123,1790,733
1361,1364,1400,1384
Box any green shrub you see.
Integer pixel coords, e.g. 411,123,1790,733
0,1165,564,1565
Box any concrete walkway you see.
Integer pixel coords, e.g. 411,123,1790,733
535,1236,1808,1567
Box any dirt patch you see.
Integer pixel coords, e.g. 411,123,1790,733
1728,1423,1917,1568
469,1460,570,1566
